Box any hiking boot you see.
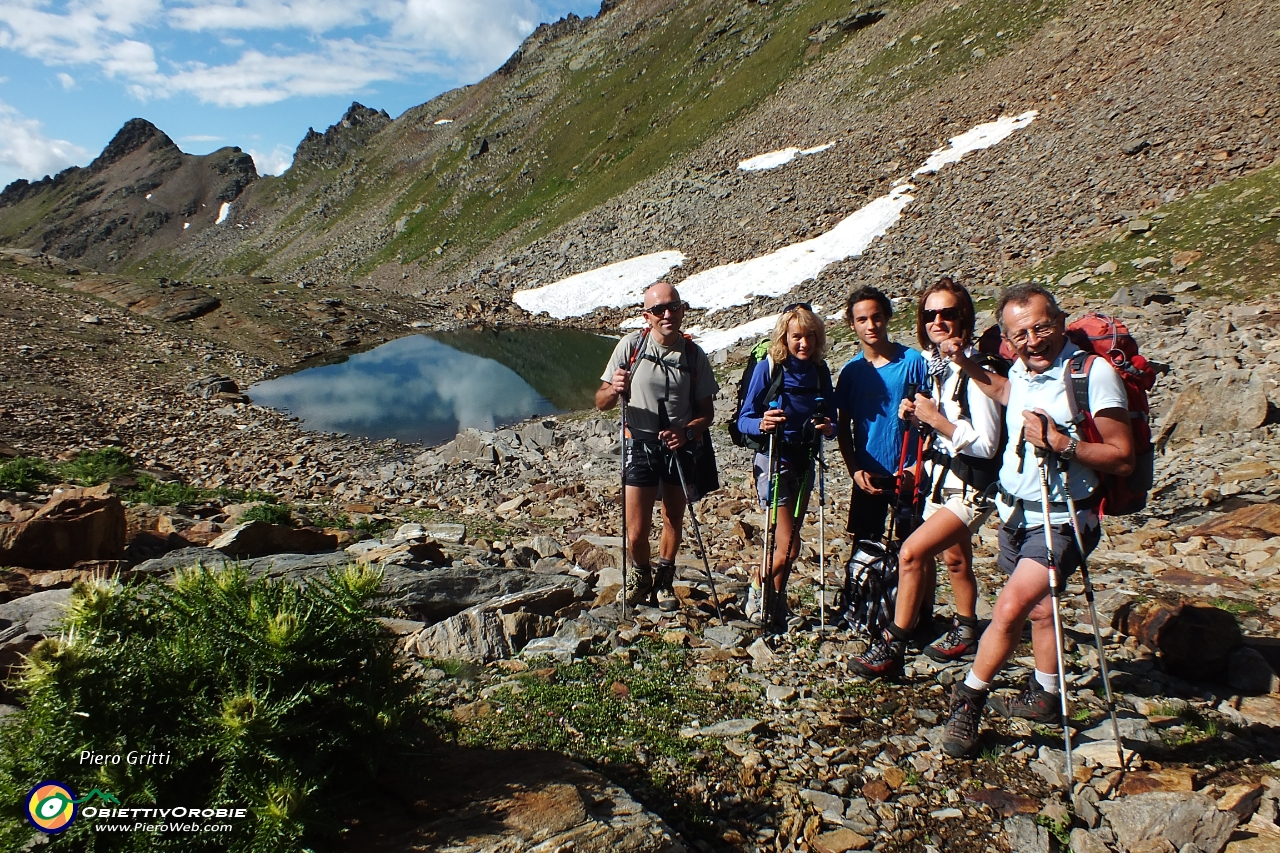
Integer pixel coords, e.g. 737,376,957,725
744,584,763,624
942,683,987,758
924,615,980,662
988,676,1062,724
848,629,905,678
619,563,653,607
653,559,678,612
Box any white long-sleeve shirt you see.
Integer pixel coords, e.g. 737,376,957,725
925,347,1003,494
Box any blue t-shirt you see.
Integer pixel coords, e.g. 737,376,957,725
834,343,928,476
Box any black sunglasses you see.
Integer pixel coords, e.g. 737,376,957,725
783,302,812,313
644,300,686,316
922,307,961,323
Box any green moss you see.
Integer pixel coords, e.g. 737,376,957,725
1018,161,1280,301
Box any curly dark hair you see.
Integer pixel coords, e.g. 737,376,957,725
844,286,893,325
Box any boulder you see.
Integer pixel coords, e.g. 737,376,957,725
0,588,73,684
1157,371,1270,447
1190,504,1280,542
346,537,448,566
0,485,126,569
413,579,589,662
1099,792,1239,853
521,422,556,449
209,521,339,559
1004,815,1052,853
1117,599,1242,679
1227,646,1277,694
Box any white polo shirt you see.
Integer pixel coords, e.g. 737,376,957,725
996,342,1127,528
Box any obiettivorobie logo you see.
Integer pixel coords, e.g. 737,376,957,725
26,782,245,835
25,783,118,834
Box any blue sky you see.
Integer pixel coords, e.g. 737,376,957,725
0,0,601,189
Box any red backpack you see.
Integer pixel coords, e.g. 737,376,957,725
1063,313,1156,515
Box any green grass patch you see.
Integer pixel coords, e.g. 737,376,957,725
0,566,425,851
1020,161,1280,301
240,503,295,527
457,641,747,771
1210,597,1257,615
850,0,1069,108
59,447,134,486
0,457,54,492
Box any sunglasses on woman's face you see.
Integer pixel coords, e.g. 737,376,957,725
922,307,961,323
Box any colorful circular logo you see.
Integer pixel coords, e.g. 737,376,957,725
26,781,77,833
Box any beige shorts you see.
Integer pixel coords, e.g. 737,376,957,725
922,489,995,532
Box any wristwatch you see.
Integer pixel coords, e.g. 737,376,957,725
1060,438,1078,461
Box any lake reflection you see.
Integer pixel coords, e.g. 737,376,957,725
249,330,614,446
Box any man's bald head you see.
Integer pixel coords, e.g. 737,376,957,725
644,281,680,309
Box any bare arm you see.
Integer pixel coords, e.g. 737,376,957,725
595,368,630,411
1024,407,1135,477
950,349,1010,407
686,395,715,436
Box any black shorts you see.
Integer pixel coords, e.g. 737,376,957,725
996,522,1102,588
624,438,694,490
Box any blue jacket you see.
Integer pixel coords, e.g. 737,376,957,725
737,355,836,450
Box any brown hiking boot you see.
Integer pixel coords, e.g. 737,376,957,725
988,676,1062,724
924,615,980,662
942,682,987,757
620,563,653,607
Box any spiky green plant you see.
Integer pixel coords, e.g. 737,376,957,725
0,567,423,851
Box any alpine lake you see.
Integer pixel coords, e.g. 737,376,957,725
248,327,617,447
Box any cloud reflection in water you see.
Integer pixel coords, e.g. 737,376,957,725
249,334,558,446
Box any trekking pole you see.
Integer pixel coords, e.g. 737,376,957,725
619,390,630,625
1034,434,1075,804
761,412,781,630
818,440,827,636
777,436,820,631
1058,456,1127,770
669,437,724,622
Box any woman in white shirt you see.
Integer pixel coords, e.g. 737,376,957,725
850,277,1004,677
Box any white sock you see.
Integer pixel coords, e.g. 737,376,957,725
963,671,990,692
1035,669,1060,695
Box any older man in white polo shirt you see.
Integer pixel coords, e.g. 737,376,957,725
934,283,1135,758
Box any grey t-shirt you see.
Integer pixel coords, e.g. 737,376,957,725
601,330,719,436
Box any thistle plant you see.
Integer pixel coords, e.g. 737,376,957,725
0,566,423,852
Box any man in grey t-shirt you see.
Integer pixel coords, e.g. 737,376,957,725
597,281,718,610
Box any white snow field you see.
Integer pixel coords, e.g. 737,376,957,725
912,111,1038,177
511,251,685,318
687,314,781,352
216,202,232,224
738,143,834,172
512,112,1037,324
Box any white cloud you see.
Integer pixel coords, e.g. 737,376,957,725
0,100,91,184
180,133,224,141
57,71,76,89
0,0,553,108
249,142,293,175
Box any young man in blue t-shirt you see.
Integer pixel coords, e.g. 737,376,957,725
834,286,927,542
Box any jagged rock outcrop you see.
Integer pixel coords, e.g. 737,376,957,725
292,102,392,171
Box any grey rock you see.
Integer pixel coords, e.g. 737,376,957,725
1079,713,1163,746
799,789,846,821
521,422,556,449
1069,827,1113,853
0,588,75,637
1004,814,1052,853
520,635,583,664
529,535,564,559
766,684,797,703
700,718,764,737
424,523,467,544
209,520,338,559
1098,792,1238,853
413,580,587,662
703,624,743,649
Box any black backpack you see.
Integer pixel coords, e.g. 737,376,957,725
838,540,899,638
726,340,831,452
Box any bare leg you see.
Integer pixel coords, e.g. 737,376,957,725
625,485,659,566
894,508,971,631
657,483,687,562
767,493,812,591
971,557,1052,684
941,537,978,619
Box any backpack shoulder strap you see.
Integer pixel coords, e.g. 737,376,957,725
626,328,651,371
763,355,786,406
1064,350,1094,428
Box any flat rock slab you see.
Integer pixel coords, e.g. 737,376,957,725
67,277,220,322
1099,791,1239,853
336,746,685,853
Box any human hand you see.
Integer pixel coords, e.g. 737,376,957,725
914,393,940,427
660,429,686,450
853,470,883,495
1022,408,1065,452
761,408,786,433
938,336,965,359
611,368,630,397
898,397,918,424
816,417,835,438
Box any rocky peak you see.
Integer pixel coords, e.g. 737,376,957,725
293,102,392,171
91,118,178,172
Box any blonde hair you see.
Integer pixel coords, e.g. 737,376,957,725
768,304,827,364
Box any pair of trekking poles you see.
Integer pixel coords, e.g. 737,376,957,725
1028,413,1127,798
617,396,722,623
760,399,829,636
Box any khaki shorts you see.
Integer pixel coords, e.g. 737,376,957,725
922,489,995,532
